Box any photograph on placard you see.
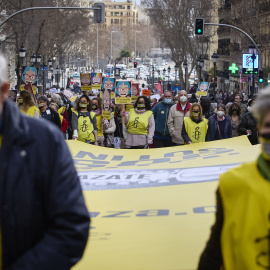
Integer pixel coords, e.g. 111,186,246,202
91,73,102,90
131,83,139,103
115,81,131,104
80,73,91,91
102,88,111,120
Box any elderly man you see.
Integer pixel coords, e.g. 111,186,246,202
152,91,174,148
0,54,89,269
198,87,270,269
167,90,191,145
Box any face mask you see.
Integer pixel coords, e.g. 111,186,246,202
79,103,87,108
217,111,225,117
116,109,122,115
247,106,252,112
92,104,98,110
232,108,238,113
192,111,200,117
164,98,172,104
180,96,187,103
18,98,23,104
137,103,145,109
38,103,45,108
261,133,270,161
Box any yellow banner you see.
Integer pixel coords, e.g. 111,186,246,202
115,97,132,104
69,136,261,270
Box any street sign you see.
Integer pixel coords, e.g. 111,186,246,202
242,67,258,75
242,54,258,69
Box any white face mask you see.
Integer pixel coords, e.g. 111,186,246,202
217,111,225,117
180,96,187,103
247,106,252,112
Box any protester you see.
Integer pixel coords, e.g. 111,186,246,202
71,95,98,145
200,96,214,119
152,91,174,148
215,90,222,104
234,94,247,116
125,95,155,149
91,97,104,145
37,96,62,129
151,97,158,109
182,103,208,144
227,102,242,137
167,90,191,145
222,91,229,105
50,102,68,135
8,89,17,102
198,87,270,269
0,54,89,269
51,93,69,122
18,90,40,118
188,93,198,104
103,110,116,148
113,104,125,149
238,97,258,145
207,104,232,141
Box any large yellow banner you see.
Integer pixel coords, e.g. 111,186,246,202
68,136,260,270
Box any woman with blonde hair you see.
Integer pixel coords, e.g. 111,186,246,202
181,103,208,144
18,90,39,118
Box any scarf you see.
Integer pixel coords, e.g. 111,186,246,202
93,109,101,116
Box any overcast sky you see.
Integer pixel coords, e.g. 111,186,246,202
113,0,141,5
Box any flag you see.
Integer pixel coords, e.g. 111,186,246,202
152,82,163,94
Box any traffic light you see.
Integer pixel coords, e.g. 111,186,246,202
259,70,264,83
94,3,105,23
134,62,137,68
158,80,161,84
195,18,204,36
129,58,132,62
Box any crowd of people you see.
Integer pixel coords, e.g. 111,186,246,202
9,85,259,149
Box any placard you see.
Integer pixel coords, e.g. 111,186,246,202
115,81,131,104
142,89,151,97
80,73,91,91
197,82,209,96
131,83,140,103
91,73,102,90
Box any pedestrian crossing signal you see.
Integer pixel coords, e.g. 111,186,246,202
195,18,204,36
134,62,137,68
259,70,264,83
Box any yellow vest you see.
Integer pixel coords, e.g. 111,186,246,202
74,111,96,143
58,106,66,116
220,161,270,270
184,117,208,143
95,114,103,137
20,106,40,117
127,109,152,135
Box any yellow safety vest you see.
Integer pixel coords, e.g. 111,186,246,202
20,106,40,117
58,106,66,116
74,111,96,143
184,117,208,143
127,109,152,135
95,114,103,137
220,161,270,270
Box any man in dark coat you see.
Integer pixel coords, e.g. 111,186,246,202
0,54,90,269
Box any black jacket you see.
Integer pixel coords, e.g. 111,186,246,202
238,112,258,145
40,107,62,130
0,100,90,269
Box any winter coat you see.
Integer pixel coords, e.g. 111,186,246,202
207,114,232,141
152,101,174,139
0,100,90,269
238,112,258,145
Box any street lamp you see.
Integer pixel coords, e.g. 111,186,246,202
174,65,178,93
31,54,41,67
249,43,257,96
111,31,118,64
183,61,188,91
61,67,65,89
18,44,26,90
135,30,141,58
56,65,60,88
163,68,166,90
168,66,171,91
211,53,219,93
198,58,204,82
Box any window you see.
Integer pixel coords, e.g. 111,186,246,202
115,12,119,16
114,19,119,24
120,19,123,24
121,12,123,16
127,5,130,9
111,12,113,16
111,19,113,24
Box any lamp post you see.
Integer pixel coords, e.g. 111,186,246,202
18,44,26,90
31,53,41,67
197,58,201,83
111,31,118,64
168,66,171,91
211,53,219,93
48,58,52,89
152,65,155,89
249,44,257,97
61,67,65,89
56,66,60,88
135,30,141,58
174,64,178,90
163,68,166,90
183,61,188,91
198,58,204,82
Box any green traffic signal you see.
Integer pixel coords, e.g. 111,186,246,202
198,29,202,33
195,18,204,36
259,78,264,83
